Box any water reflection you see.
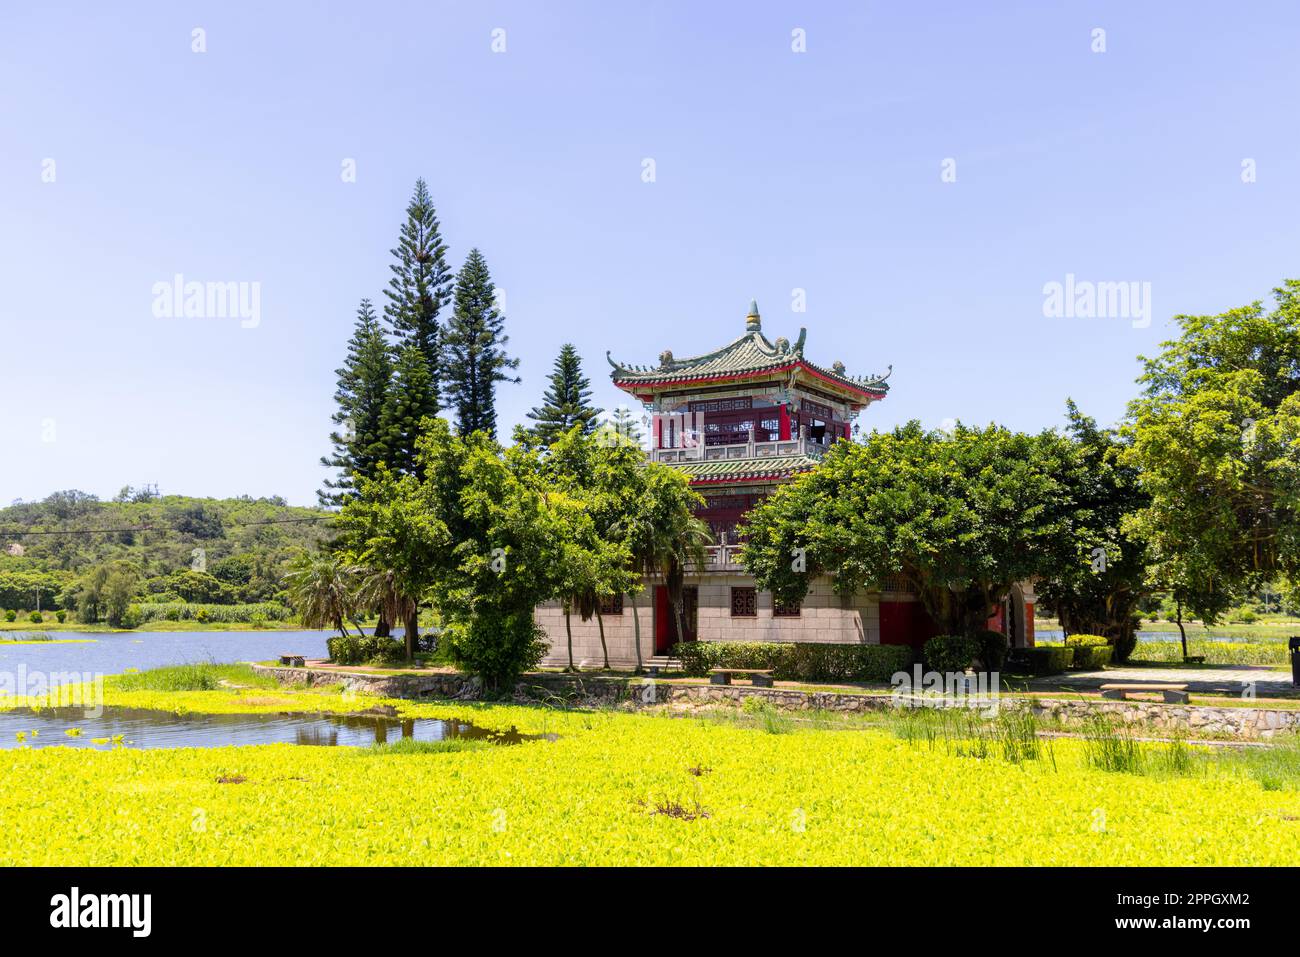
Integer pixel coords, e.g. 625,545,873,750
0,706,542,750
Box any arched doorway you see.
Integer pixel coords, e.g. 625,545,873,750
1005,585,1027,648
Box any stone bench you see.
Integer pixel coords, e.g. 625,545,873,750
278,654,306,667
1100,682,1189,704
709,668,774,688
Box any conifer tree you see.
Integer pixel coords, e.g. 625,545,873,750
383,178,453,405
380,341,438,477
526,344,602,446
442,248,520,438
320,300,393,506
609,405,645,445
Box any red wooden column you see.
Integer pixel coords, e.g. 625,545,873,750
778,404,791,441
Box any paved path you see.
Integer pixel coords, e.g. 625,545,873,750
1049,665,1297,697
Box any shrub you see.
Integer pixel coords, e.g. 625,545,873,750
1012,645,1075,675
3,610,15,622
442,610,549,691
327,633,405,666
55,610,66,623
973,629,1009,673
923,634,981,674
672,641,912,683
1065,634,1113,670
28,612,42,623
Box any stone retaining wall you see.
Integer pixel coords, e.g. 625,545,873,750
252,665,1300,739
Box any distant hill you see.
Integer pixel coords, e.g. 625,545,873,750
0,490,336,611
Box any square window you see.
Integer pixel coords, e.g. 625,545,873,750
773,597,801,617
599,594,624,616
730,586,757,617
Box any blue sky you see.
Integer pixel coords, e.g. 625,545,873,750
3,1,1299,506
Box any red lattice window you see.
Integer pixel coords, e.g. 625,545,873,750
773,597,801,617
730,587,757,617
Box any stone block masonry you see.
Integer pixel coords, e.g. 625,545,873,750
253,665,1300,740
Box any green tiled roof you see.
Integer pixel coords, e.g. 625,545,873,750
607,327,890,396
669,453,821,482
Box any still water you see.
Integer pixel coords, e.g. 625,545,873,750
0,630,332,682
0,705,537,750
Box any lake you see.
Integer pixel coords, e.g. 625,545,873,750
0,629,333,684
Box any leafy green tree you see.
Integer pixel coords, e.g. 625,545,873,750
339,465,450,659
162,569,234,604
320,299,393,505
73,561,141,627
445,436,578,686
1035,402,1151,661
544,429,638,670
1124,280,1300,620
384,178,453,404
742,422,1094,636
380,341,438,478
526,344,602,446
282,552,360,637
442,249,519,438
615,462,706,669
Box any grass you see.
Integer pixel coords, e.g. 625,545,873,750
112,663,283,693
364,737,494,756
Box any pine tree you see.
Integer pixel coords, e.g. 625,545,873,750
319,300,393,506
526,344,602,446
442,249,520,438
609,405,645,445
383,178,453,406
380,341,438,477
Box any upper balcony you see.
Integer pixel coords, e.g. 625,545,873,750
650,433,832,465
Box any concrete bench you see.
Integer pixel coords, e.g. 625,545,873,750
1100,682,1189,704
709,668,774,688
278,654,305,667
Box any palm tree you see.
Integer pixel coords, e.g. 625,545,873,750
353,564,420,658
657,512,712,650
282,552,359,637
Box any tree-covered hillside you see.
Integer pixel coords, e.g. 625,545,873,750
0,489,335,620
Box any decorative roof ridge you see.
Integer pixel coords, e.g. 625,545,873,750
609,327,795,376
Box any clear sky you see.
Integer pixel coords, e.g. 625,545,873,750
3,1,1299,506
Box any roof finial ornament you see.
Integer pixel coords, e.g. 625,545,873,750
746,298,761,332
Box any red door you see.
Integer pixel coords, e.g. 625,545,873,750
879,600,938,651
654,586,673,654
654,585,698,654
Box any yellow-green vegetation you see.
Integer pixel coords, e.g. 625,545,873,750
0,667,1298,865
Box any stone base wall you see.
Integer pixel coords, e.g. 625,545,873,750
254,665,1300,740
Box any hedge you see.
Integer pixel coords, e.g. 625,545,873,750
672,641,912,683
1064,634,1113,670
1011,645,1075,675
923,635,982,673
327,634,405,665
